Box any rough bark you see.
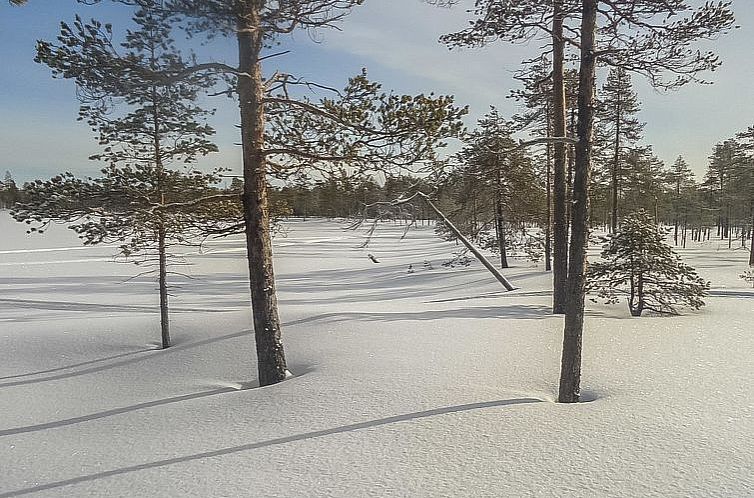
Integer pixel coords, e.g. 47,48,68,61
237,4,288,386
558,0,597,404
545,135,552,272
552,0,569,314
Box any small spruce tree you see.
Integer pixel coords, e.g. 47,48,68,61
587,210,709,316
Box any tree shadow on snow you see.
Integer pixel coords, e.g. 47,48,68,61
0,347,157,381
0,297,246,317
283,304,554,327
0,397,542,497
0,330,250,389
0,364,314,438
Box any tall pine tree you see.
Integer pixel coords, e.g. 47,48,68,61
597,67,644,232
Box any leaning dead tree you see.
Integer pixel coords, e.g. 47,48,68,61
354,134,579,291
360,190,517,291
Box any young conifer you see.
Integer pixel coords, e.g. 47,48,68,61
587,210,709,316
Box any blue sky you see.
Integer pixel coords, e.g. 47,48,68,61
1,0,753,183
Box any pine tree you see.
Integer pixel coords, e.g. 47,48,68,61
665,155,697,245
587,210,709,316
443,0,578,315
441,109,542,269
704,140,738,241
596,67,644,232
559,0,734,403
60,0,466,385
20,7,235,349
735,126,754,265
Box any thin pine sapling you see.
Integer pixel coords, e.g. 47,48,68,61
18,7,240,348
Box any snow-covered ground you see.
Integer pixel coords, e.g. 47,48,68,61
1,211,752,497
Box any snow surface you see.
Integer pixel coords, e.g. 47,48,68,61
1,212,752,497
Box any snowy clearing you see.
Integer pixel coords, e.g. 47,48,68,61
0,212,752,497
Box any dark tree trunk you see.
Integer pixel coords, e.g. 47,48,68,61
158,222,170,349
552,0,569,314
674,217,679,245
628,263,636,314
630,272,645,317
237,5,288,386
495,195,509,269
545,133,552,272
750,209,754,266
727,204,732,249
610,98,621,233
150,70,169,350
558,0,597,404
567,107,576,228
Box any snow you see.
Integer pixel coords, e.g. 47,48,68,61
1,212,752,497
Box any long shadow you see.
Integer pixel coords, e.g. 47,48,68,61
0,330,250,389
0,397,542,497
0,298,246,314
707,289,754,298
283,304,553,327
0,348,156,381
0,388,237,437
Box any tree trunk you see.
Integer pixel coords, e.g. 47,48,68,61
150,66,169,349
558,0,597,404
419,193,515,291
552,0,569,314
750,208,754,266
682,215,688,249
727,204,732,249
611,98,621,233
237,5,288,386
674,217,679,246
495,168,509,269
158,222,170,349
631,272,645,317
628,262,636,314
496,197,509,269
567,107,576,228
545,106,552,272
